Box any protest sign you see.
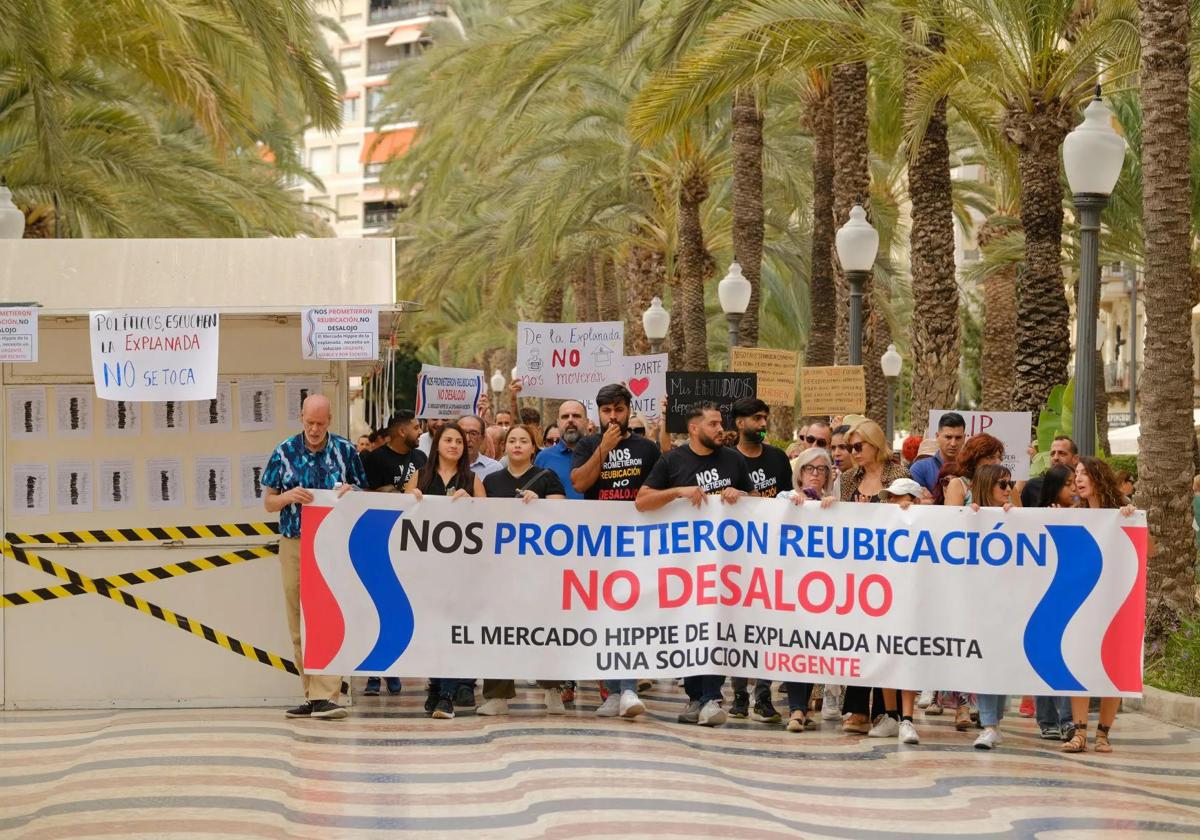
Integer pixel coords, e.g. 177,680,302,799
730,347,798,406
516,321,624,399
624,353,668,421
0,307,38,362
302,492,1148,697
929,409,1033,480
665,372,757,433
301,306,378,361
415,365,486,420
800,366,866,416
89,309,219,401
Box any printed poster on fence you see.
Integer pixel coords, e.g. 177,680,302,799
516,321,624,399
929,409,1033,480
89,309,219,401
301,493,1148,697
0,307,38,362
624,354,667,421
301,306,379,361
415,365,485,420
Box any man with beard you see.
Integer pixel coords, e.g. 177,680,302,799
534,399,587,500
637,402,753,727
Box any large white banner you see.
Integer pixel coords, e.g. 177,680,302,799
301,493,1148,696
90,309,219,401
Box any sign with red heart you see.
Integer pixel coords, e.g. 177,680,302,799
623,354,666,420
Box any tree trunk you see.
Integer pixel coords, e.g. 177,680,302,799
538,275,564,323
905,28,959,434
978,220,1017,410
677,161,715,371
570,260,599,322
667,270,687,370
623,245,665,356
732,88,765,346
805,82,836,367
1137,0,1197,624
595,254,622,323
831,28,870,368
1003,104,1074,415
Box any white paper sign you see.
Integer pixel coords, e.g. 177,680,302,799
239,453,271,508
89,309,219,401
301,306,379,360
152,400,189,434
55,386,93,437
516,321,624,398
285,378,322,425
11,463,50,515
56,461,93,512
624,354,668,421
146,458,183,509
98,460,135,511
238,379,276,431
194,456,232,508
194,381,232,432
102,399,140,436
415,365,485,420
0,307,38,362
928,410,1033,480
7,386,47,438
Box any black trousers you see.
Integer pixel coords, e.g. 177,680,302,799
842,685,887,716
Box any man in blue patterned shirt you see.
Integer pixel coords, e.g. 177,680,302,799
263,394,367,720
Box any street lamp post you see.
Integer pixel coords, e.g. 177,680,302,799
490,370,506,412
717,260,753,350
642,296,670,355
1063,86,1125,456
880,344,903,444
835,203,879,365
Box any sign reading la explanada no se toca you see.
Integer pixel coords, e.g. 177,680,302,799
300,492,1148,697
89,309,220,402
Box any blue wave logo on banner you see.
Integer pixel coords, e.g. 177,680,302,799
347,509,415,670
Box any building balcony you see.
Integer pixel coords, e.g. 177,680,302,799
364,163,385,183
363,206,399,229
367,57,406,76
368,1,447,25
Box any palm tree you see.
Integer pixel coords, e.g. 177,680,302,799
732,88,765,345
805,74,838,367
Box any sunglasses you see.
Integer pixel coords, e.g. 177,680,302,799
630,427,646,435
805,435,828,447
849,442,869,453
998,479,1016,490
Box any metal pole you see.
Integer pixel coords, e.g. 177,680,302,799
847,270,866,365
885,377,896,445
1073,193,1108,457
726,314,742,353
649,339,662,355
1125,261,1138,425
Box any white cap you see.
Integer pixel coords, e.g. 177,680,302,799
880,477,926,501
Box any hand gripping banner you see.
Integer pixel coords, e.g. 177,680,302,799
300,492,1148,696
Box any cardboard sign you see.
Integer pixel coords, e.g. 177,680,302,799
0,307,38,362
90,309,219,401
301,306,378,361
800,366,866,416
665,372,757,433
928,409,1033,480
516,321,624,398
624,353,667,421
415,365,486,420
730,347,798,406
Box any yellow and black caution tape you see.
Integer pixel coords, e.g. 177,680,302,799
0,545,279,608
9,521,278,546
1,538,297,675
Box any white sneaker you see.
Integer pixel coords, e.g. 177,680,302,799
544,689,565,715
619,690,645,718
821,685,843,720
868,715,900,737
917,689,935,709
974,727,1003,750
698,699,727,727
899,720,920,744
476,698,509,716
596,694,621,717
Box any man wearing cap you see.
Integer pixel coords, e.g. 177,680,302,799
910,413,966,493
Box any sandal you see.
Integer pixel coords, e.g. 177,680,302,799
1094,723,1113,753
955,705,972,731
1060,723,1088,753
787,710,807,733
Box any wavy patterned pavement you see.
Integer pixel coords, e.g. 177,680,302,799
2,683,1198,839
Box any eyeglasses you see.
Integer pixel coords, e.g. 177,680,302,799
805,435,828,447
462,429,482,438
630,427,646,435
849,442,869,453
998,479,1016,490
801,465,830,475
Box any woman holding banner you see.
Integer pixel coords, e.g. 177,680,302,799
1061,457,1138,754
405,423,485,721
477,425,569,716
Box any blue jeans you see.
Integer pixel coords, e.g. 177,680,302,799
429,678,457,700
786,682,814,714
684,675,725,704
605,679,636,694
977,694,1007,727
1036,696,1071,728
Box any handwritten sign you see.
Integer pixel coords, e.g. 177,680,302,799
929,409,1033,480
0,307,38,362
800,366,866,416
730,347,798,406
301,306,378,361
665,372,757,434
516,321,624,398
624,354,667,421
416,365,485,420
90,309,219,401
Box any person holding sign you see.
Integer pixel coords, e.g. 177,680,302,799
263,395,367,722
636,402,754,727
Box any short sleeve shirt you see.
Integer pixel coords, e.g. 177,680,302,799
534,441,583,500
262,433,367,538
484,467,566,499
571,433,661,501
742,444,794,498
643,445,754,495
362,445,427,491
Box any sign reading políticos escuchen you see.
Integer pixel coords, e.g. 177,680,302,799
90,309,220,401
301,306,379,361
300,492,1148,696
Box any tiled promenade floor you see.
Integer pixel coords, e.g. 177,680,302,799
2,683,1198,839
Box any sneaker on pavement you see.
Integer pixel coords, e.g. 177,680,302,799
974,728,1003,750
750,697,782,724
285,700,314,719
821,685,843,719
432,698,454,719
843,715,871,734
385,678,402,695
363,678,381,696
1019,696,1035,717
454,684,476,708
619,690,645,718
787,710,807,733
544,689,566,715
955,706,973,731
899,720,920,745
310,699,348,720
1060,723,1076,742
637,679,654,692
698,700,727,727
729,691,750,718
596,694,621,718
677,700,702,724
424,688,439,715
869,715,900,738
477,698,509,716
560,684,575,705
1040,724,1063,740
925,702,943,716
917,689,935,709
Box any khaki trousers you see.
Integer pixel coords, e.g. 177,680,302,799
482,680,562,700
279,537,342,701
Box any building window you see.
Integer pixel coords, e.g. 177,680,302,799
342,97,359,123
364,200,401,229
336,193,360,222
340,46,362,69
309,147,333,176
337,144,359,173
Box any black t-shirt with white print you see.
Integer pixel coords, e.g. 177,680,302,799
643,444,754,495
363,445,427,490
742,444,794,498
571,432,661,501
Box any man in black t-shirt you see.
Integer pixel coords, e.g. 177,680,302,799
363,410,427,493
638,402,753,728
